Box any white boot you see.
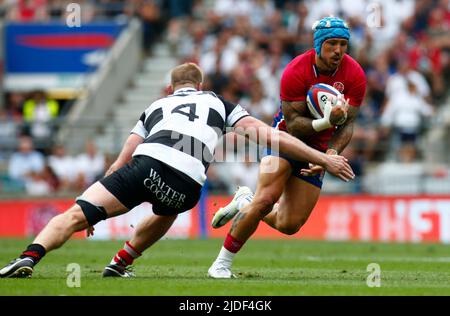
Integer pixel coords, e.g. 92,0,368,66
207,247,237,279
211,186,254,229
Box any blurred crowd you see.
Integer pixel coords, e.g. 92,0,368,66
0,0,450,196
0,0,196,195
0,89,111,196
3,135,109,196
169,0,450,194
0,89,80,161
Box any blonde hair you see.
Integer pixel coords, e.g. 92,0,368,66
171,63,203,87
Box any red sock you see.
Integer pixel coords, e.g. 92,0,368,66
20,244,46,264
223,233,245,254
111,241,142,268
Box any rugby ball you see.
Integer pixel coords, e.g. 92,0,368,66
306,83,342,119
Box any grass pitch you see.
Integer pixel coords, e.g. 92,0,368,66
0,238,449,296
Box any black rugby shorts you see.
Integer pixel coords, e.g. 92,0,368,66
100,155,202,216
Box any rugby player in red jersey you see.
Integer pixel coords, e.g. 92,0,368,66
208,16,367,278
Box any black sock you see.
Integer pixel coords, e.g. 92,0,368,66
20,244,46,264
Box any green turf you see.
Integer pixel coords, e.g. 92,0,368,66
0,238,449,296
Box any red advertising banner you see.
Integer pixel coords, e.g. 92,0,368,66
90,203,200,240
0,200,84,238
207,195,450,244
0,200,199,240
1,196,449,243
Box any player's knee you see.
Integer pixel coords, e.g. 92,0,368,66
47,214,66,231
259,157,273,173
277,217,307,236
47,208,88,233
252,195,277,218
278,223,301,236
64,208,90,231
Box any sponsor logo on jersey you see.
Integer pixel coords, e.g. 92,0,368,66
333,82,345,93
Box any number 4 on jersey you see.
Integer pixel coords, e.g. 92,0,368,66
172,103,199,122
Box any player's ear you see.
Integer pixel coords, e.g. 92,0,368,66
166,85,174,95
197,83,203,91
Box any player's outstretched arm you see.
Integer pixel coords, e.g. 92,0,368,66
105,133,144,177
233,116,355,181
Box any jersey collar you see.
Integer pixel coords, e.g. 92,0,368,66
174,88,198,95
313,64,339,77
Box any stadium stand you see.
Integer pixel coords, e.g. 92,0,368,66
0,0,449,197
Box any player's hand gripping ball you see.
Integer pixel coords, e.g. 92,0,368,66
307,83,348,126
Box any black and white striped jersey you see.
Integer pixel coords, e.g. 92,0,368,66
131,88,250,185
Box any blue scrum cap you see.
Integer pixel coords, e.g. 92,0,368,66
312,17,350,56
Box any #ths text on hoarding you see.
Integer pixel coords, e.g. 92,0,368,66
0,196,449,244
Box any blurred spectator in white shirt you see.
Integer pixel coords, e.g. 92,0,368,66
25,164,59,196
213,0,253,18
226,154,260,192
48,144,76,191
239,79,277,124
304,0,339,28
381,80,434,145
228,163,259,193
367,0,415,52
200,28,243,76
248,0,276,28
8,136,45,183
385,59,431,101
74,140,105,189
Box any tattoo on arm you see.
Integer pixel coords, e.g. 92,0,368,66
328,105,359,153
230,212,247,234
282,101,316,138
